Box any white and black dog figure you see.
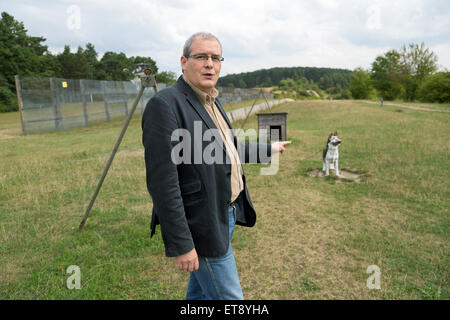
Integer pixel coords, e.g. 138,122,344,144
322,131,341,176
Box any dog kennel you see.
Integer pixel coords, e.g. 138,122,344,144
256,112,288,142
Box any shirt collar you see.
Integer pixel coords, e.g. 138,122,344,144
183,74,218,105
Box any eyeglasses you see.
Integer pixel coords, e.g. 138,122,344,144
186,54,224,63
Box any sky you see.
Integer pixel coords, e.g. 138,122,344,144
2,0,449,77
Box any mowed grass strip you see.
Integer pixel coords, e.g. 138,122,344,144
0,99,448,299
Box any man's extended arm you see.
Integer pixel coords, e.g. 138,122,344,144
237,140,291,164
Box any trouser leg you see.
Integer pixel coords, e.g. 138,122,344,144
185,205,243,300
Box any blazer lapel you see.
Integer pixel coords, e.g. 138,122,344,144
177,77,217,131
186,94,218,131
176,77,228,155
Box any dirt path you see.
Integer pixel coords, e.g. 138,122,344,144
362,100,450,113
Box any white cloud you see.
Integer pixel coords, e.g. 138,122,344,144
2,0,449,77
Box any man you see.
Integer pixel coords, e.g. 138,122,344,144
142,32,290,300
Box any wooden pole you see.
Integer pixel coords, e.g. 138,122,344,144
102,81,111,121
14,75,26,134
122,83,129,117
50,78,63,130
80,79,88,126
79,70,157,230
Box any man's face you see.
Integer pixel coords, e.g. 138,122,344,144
180,38,222,93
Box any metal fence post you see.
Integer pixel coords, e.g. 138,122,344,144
122,83,129,117
102,80,111,121
14,75,26,134
79,69,158,230
140,89,145,115
50,78,63,130
80,79,88,126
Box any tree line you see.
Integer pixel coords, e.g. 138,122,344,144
349,43,449,103
218,66,352,94
218,44,448,103
0,12,176,112
2,11,448,113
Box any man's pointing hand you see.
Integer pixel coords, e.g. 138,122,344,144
271,141,292,154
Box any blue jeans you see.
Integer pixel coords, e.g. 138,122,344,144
185,204,244,300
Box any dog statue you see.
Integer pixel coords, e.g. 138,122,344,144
322,131,341,176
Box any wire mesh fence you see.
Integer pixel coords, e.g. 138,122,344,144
15,75,271,134
15,75,166,133
217,87,273,104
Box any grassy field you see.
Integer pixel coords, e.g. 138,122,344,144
0,99,448,299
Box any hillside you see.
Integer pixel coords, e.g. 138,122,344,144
217,66,352,92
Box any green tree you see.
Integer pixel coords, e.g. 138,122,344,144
261,76,272,87
370,43,438,101
157,71,177,85
417,72,450,103
236,79,246,88
0,12,50,111
349,68,373,99
57,45,89,79
84,43,98,68
97,52,134,81
37,52,60,77
371,50,404,100
279,78,296,90
96,54,158,81
217,66,352,92
83,42,98,78
399,43,438,101
131,56,158,74
0,76,15,112
75,46,92,79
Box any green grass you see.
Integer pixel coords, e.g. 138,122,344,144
0,99,448,299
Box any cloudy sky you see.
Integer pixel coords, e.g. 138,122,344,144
2,0,449,77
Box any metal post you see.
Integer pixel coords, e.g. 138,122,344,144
239,89,272,130
261,89,273,114
79,69,157,230
102,81,111,121
50,78,63,130
14,75,26,134
121,82,129,117
80,79,88,126
140,90,145,115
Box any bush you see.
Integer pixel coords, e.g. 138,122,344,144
0,86,18,112
334,89,352,100
417,72,450,103
349,68,373,99
376,81,404,100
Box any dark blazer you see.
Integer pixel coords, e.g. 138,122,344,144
142,76,271,258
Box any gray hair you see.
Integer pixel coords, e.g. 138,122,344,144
183,32,222,57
